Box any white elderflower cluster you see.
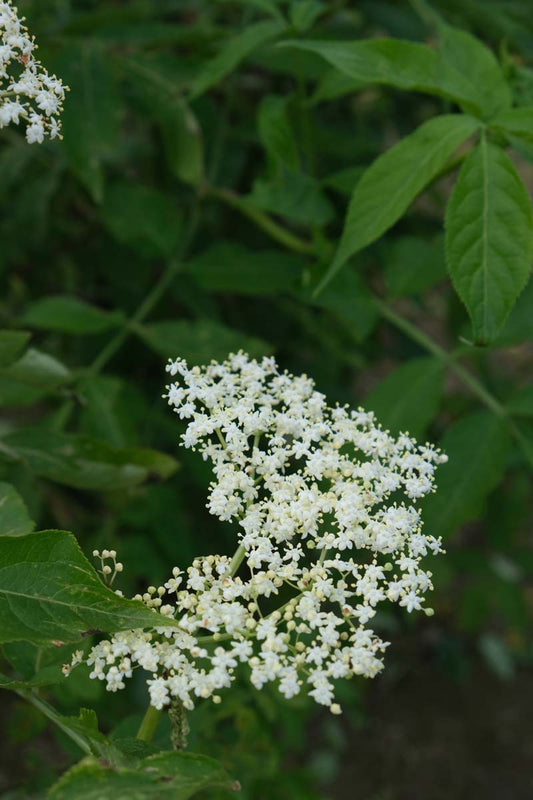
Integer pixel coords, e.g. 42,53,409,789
0,1,67,142
70,353,447,714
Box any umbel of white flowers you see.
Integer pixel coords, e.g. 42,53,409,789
0,1,67,142
67,353,447,715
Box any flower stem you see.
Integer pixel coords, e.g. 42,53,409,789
229,544,246,577
136,704,162,742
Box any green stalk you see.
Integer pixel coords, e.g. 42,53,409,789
374,298,506,417
228,543,246,577
209,187,315,255
136,704,163,742
89,257,183,375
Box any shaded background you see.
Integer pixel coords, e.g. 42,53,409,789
1,1,532,797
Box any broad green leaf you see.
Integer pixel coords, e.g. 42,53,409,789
121,57,204,185
310,70,368,104
1,430,177,490
79,376,126,447
258,95,299,170
280,38,491,115
322,167,364,197
363,358,444,438
0,530,178,645
3,348,71,389
55,42,121,202
138,320,272,363
20,296,124,335
49,750,239,800
185,242,302,295
289,1,325,32
0,330,30,368
248,171,334,226
511,420,533,468
103,183,182,258
190,19,286,98
420,412,510,540
436,22,511,119
318,114,479,293
490,106,533,147
445,138,533,343
384,235,447,297
0,348,70,406
300,267,378,341
0,663,64,691
0,482,35,537
492,278,533,347
506,385,533,417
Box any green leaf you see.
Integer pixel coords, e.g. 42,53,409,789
55,41,121,202
0,665,63,691
248,171,334,226
0,482,35,537
420,412,510,540
300,266,378,341
190,19,286,98
319,114,479,292
384,235,447,297
0,530,179,645
79,377,126,447
49,750,239,800
3,348,71,389
445,138,533,343
436,22,511,119
137,320,272,363
506,385,533,417
103,183,182,259
492,278,533,347
121,57,204,186
185,242,302,295
310,69,367,104
322,166,365,197
289,1,325,32
0,349,70,407
0,330,30,368
0,430,177,490
490,106,533,147
20,296,124,335
257,95,299,170
280,38,493,115
363,358,444,438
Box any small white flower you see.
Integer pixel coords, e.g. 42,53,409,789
68,353,446,716
0,1,67,142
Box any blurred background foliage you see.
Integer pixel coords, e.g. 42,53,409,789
1,0,532,797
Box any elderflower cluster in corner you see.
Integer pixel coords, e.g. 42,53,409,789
68,353,447,714
0,1,67,142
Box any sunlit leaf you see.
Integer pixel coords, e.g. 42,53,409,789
0,530,179,645
318,114,479,292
